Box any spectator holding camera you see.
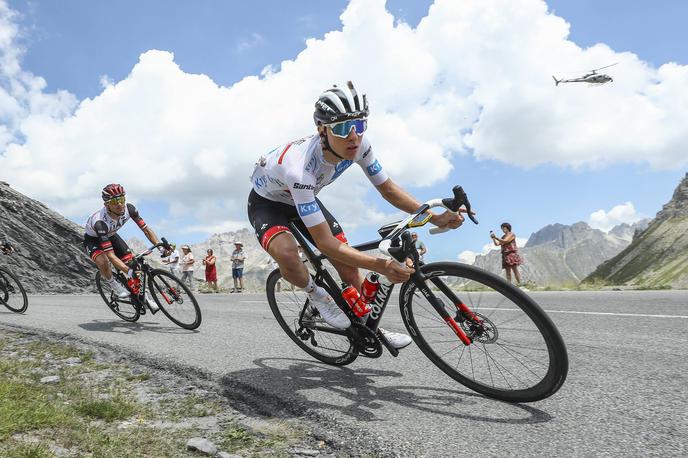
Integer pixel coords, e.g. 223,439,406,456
491,222,523,285
162,243,181,278
203,248,218,291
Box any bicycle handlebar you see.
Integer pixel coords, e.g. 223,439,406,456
134,237,172,260
378,186,478,260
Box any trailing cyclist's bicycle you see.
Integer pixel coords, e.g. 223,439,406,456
0,243,28,314
95,239,202,330
266,186,568,403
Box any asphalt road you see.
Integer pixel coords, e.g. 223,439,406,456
2,290,687,456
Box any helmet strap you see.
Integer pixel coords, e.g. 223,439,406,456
319,128,345,161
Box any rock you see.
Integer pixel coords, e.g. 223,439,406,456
292,449,320,457
186,437,218,455
0,181,96,293
40,375,60,384
217,453,243,458
63,357,82,365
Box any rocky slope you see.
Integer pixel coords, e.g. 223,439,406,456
585,173,688,288
0,181,95,293
472,219,649,286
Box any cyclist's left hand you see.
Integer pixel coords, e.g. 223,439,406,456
430,210,464,230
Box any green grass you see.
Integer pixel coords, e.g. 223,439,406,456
160,393,221,420
74,393,137,422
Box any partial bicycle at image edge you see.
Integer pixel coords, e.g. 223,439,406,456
0,242,28,314
267,186,569,403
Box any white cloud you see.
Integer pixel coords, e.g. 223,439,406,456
235,33,266,53
589,202,643,232
2,0,688,236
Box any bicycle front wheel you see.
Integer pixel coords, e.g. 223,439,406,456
148,269,202,330
266,269,357,366
0,267,28,313
400,262,568,402
95,271,140,322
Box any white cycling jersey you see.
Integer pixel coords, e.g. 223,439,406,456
250,135,389,227
84,203,147,240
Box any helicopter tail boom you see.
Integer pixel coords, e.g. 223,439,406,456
552,75,561,86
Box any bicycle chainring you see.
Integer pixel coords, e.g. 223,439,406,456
350,321,383,358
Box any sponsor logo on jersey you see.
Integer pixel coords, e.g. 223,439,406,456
331,160,353,181
297,200,320,217
361,145,372,159
305,155,317,173
293,182,315,190
366,160,383,176
254,176,268,189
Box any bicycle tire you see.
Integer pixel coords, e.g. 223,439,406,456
399,262,568,402
0,266,28,313
148,269,202,330
95,271,140,322
266,269,357,366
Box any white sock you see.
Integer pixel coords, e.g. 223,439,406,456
303,278,328,300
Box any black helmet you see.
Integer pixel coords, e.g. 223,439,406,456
313,80,368,125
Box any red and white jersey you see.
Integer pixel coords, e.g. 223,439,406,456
85,203,147,240
250,135,388,227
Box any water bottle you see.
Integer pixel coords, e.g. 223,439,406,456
361,272,380,304
127,277,141,295
341,285,371,318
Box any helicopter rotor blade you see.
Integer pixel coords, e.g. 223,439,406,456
590,62,619,72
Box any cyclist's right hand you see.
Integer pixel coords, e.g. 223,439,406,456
381,258,414,283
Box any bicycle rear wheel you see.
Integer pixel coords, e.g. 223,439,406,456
148,269,202,330
266,269,357,366
400,262,568,402
0,267,28,313
95,271,140,322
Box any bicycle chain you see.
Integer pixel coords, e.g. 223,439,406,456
350,321,383,358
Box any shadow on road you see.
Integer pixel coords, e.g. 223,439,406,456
78,319,197,334
220,357,551,425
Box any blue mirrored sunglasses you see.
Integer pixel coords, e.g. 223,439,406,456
327,118,367,138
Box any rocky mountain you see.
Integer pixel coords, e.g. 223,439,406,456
472,219,649,286
585,173,688,288
0,181,95,293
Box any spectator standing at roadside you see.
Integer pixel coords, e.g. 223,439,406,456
411,232,427,264
491,222,523,285
180,245,195,290
231,241,245,293
203,248,218,291
162,243,181,278
266,257,281,292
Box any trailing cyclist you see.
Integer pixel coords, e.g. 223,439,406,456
248,81,463,348
83,184,162,311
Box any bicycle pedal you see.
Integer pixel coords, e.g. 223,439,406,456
376,330,400,357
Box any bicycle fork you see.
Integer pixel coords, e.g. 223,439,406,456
414,275,482,346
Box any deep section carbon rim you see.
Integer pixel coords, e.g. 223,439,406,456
95,271,140,322
0,267,28,313
266,269,357,366
148,270,202,330
401,262,568,402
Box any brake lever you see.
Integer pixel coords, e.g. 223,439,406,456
429,186,479,234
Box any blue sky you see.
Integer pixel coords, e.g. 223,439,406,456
1,0,686,262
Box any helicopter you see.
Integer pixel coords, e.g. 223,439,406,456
553,63,618,86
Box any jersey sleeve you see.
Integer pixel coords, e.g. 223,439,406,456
93,221,113,252
356,137,389,186
287,171,325,228
126,203,148,231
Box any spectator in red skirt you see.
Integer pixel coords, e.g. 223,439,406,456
203,248,218,291
491,222,523,285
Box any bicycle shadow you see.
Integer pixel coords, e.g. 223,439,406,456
220,357,552,425
78,319,197,335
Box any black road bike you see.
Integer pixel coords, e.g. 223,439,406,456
266,186,568,402
95,239,202,330
1,244,28,314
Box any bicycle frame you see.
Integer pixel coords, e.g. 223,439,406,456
287,193,482,347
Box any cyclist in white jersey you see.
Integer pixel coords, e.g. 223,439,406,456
83,183,163,307
248,81,463,347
